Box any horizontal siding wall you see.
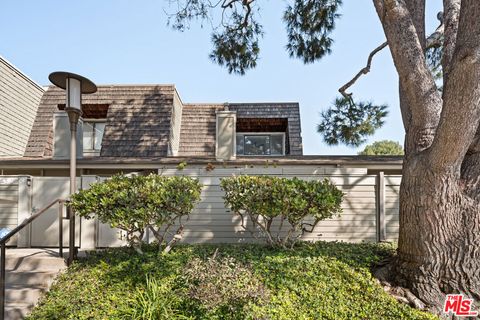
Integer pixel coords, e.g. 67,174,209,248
0,57,44,157
0,177,19,231
385,175,401,242
159,166,379,244
15,168,402,248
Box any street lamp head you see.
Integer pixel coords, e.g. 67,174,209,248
48,71,97,115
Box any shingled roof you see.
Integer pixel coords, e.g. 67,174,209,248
24,85,176,158
24,85,303,159
229,103,302,156
177,102,303,157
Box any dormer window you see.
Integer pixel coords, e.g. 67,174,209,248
83,120,105,156
236,133,285,156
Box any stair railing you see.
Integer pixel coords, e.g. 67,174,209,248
0,198,72,320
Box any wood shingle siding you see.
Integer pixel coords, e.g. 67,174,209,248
178,104,224,156
20,79,304,159
24,85,177,158
229,103,303,156
0,57,44,157
178,103,304,157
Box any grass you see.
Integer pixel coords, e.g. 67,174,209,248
27,242,437,320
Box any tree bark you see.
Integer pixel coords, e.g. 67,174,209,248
373,0,442,155
396,158,480,312
372,0,480,313
442,0,460,82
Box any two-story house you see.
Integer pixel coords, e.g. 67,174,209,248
0,56,403,249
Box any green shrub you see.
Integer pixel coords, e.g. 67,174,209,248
182,250,269,318
220,176,343,248
70,174,202,251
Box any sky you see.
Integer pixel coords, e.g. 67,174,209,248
0,1,442,155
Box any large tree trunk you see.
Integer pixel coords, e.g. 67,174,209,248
394,156,480,312
371,0,480,313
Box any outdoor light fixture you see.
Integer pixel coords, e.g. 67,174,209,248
49,72,97,266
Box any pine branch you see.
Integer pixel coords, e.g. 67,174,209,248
339,17,444,100
338,42,388,99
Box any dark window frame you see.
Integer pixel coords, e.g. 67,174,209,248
236,132,285,156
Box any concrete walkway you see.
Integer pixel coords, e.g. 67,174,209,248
4,249,66,319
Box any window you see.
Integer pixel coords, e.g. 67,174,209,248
83,121,105,155
236,133,285,156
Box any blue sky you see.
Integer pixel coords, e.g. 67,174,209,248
0,1,442,155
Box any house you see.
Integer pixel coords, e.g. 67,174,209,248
26,85,303,158
0,82,303,176
0,58,403,249
0,56,44,158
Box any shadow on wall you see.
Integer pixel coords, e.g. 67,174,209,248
99,86,174,158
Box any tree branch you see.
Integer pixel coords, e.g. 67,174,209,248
338,42,388,99
340,20,443,105
425,14,444,50
373,0,442,153
442,0,461,81
429,0,480,170
404,0,426,50
220,0,254,30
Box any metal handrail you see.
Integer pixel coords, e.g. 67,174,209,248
0,198,70,320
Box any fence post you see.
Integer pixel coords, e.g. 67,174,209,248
0,243,5,320
67,206,75,266
59,202,63,258
376,171,386,242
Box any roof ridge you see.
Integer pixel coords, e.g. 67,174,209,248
0,55,45,92
184,102,299,106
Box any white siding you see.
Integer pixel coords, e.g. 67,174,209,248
168,89,183,156
0,177,19,231
385,175,401,242
29,177,80,247
159,165,378,243
6,167,402,247
0,57,44,157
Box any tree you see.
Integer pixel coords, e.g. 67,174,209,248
359,140,404,156
167,0,480,314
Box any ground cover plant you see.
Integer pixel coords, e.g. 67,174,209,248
221,176,343,248
69,174,202,252
27,242,437,320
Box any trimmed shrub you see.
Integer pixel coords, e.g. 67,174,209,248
220,176,343,247
69,174,202,251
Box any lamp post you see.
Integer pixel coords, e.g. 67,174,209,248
49,72,97,265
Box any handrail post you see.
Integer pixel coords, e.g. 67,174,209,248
59,201,63,258
67,206,75,266
376,171,386,242
0,198,66,319
1,243,5,320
